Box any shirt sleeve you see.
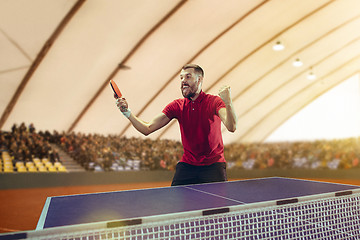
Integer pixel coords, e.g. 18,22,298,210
162,100,179,120
214,96,226,116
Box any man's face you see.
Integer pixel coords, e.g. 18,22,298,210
180,68,202,100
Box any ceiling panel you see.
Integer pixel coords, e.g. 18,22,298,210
1,0,360,143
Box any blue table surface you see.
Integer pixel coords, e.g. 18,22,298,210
39,177,360,228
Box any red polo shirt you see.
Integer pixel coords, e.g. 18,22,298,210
162,91,226,166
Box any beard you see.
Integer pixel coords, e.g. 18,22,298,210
181,87,196,100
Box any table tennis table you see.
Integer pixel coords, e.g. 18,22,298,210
2,177,360,239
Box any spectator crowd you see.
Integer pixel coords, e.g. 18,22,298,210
53,131,182,171
0,123,60,166
224,139,360,170
1,123,360,172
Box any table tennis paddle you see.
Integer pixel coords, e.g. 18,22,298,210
110,79,122,98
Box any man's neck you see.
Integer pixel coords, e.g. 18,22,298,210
189,90,201,101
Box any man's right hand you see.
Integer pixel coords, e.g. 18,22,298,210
116,98,128,112
116,98,131,118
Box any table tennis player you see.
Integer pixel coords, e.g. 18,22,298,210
115,64,237,186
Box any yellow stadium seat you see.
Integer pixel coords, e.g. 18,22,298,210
17,166,27,172
26,162,34,168
48,166,57,172
4,163,13,169
54,162,62,167
33,158,41,163
4,167,13,173
58,166,67,172
35,161,44,167
45,162,53,167
42,158,49,164
2,152,11,159
3,159,12,164
15,162,24,168
27,166,37,172
38,166,47,172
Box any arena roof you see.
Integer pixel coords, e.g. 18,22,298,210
1,0,360,144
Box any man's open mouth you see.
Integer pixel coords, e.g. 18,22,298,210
182,84,189,89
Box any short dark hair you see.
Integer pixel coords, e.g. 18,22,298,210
182,64,204,77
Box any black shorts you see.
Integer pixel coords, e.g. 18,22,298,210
171,162,227,186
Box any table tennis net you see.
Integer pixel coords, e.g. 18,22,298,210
8,190,360,239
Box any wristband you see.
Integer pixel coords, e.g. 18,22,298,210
121,108,131,118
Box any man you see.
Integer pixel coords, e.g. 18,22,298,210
116,64,237,186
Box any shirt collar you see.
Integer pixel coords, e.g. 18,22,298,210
186,90,205,103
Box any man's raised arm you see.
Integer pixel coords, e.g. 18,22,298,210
218,86,237,133
116,98,171,136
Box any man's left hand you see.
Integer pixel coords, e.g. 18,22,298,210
218,85,232,105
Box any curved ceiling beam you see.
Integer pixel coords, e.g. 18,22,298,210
0,0,86,129
221,34,360,138
206,0,333,96
235,33,360,141
150,0,270,139
68,0,187,133
228,37,360,141
229,14,360,126
239,55,360,142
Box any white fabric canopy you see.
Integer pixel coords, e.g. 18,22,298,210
1,0,360,144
